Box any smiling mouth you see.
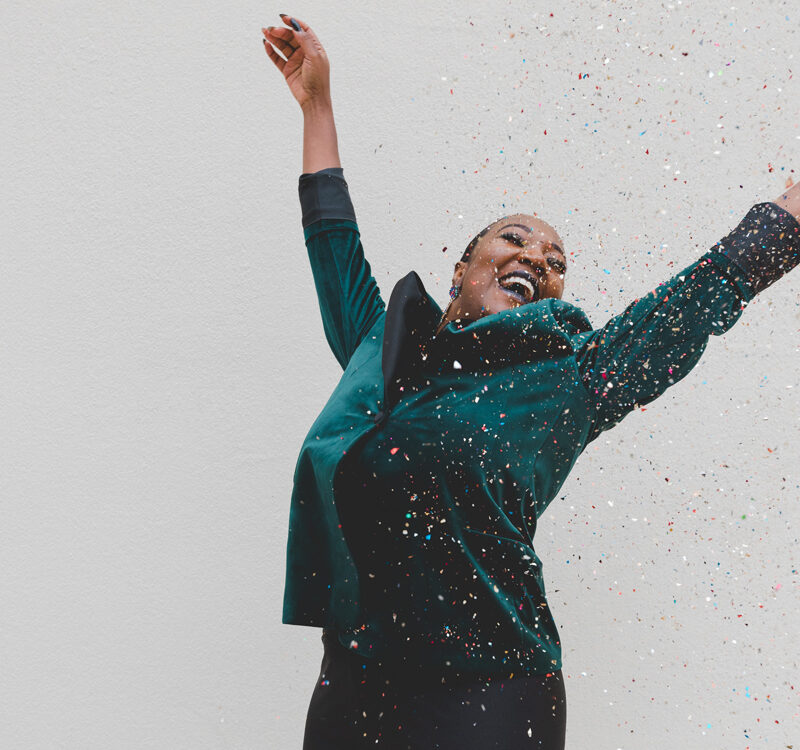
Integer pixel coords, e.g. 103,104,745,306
497,271,539,304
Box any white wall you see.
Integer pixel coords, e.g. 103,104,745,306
2,0,798,747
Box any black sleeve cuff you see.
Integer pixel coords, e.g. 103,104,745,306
709,201,800,296
298,167,357,229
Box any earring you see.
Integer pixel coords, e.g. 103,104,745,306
436,285,461,336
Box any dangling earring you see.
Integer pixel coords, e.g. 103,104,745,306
436,284,461,334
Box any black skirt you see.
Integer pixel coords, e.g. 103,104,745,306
302,628,567,750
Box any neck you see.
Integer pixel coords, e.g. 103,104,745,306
435,302,456,336
436,310,471,336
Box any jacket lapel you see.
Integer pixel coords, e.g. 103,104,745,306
381,271,441,412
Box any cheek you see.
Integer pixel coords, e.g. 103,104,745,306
463,269,498,297
466,277,511,311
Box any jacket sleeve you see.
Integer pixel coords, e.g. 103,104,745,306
298,167,386,370
572,201,800,446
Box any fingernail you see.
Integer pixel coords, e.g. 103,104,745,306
289,18,301,31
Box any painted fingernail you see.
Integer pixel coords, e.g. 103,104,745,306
289,18,301,31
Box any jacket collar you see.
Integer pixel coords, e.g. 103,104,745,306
381,271,594,411
381,271,441,411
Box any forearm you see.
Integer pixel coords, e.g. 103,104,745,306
302,99,341,173
771,180,800,224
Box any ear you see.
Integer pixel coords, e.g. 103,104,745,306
451,260,467,287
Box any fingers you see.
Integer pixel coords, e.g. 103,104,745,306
262,26,297,59
279,13,311,36
262,37,287,73
277,14,324,58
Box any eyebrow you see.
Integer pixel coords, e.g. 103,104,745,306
498,223,565,258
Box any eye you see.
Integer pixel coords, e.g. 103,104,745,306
502,233,566,273
500,232,525,247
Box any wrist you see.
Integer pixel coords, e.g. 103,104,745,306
301,96,334,118
771,181,800,224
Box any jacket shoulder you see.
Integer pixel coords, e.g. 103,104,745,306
540,297,594,338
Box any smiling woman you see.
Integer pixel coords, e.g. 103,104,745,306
435,215,569,335
262,14,800,750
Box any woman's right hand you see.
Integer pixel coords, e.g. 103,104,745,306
262,15,332,112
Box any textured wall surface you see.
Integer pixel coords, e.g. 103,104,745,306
3,0,799,748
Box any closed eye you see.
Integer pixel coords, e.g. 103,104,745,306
500,231,526,247
500,232,566,274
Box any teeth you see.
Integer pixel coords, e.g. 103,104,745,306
499,275,535,301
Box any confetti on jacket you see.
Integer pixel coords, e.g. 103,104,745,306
282,167,800,679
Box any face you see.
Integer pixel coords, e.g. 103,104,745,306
441,214,567,330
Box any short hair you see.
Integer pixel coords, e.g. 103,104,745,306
459,221,498,265
459,216,561,265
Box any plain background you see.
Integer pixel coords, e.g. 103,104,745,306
3,0,799,747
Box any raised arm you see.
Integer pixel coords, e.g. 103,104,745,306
262,16,386,370
572,186,800,446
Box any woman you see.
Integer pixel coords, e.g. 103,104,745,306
262,15,800,750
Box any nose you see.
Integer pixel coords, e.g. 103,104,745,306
517,244,550,277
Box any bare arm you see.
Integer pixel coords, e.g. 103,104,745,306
302,101,341,173
771,179,800,223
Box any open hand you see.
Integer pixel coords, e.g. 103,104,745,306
262,15,331,112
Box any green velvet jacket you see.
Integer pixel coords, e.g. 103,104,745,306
282,167,800,677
